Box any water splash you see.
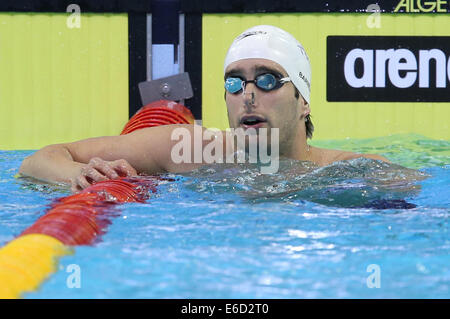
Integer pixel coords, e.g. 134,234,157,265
177,158,428,209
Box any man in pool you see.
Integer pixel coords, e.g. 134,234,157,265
19,25,389,192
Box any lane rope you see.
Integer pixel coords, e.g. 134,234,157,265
0,100,194,298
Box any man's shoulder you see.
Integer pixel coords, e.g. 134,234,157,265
334,150,390,163
313,147,390,166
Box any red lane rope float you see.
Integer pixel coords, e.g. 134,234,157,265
131,108,192,124
20,178,158,246
134,100,195,121
121,100,195,135
0,100,193,298
121,109,193,134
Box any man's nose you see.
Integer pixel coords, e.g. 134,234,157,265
242,82,257,106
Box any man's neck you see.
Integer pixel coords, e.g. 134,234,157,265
281,130,314,162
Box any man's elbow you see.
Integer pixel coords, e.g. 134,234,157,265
18,145,62,176
18,156,31,176
18,149,41,176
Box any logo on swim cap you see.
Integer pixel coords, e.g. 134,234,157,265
224,25,312,103
299,71,311,91
236,31,268,41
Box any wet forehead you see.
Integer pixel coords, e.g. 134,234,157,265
224,59,287,78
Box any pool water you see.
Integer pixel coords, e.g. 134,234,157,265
0,134,449,298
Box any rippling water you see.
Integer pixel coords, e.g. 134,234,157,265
0,134,448,298
179,158,427,208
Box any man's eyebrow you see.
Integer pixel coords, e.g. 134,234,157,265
253,65,284,76
224,69,243,80
224,65,286,80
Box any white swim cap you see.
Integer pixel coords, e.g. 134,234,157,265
224,25,311,103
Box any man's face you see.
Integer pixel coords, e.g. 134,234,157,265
224,58,307,154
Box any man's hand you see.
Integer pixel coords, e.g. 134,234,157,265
71,157,137,193
19,124,207,188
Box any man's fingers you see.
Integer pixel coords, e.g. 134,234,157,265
85,167,109,182
70,160,135,193
99,165,120,179
89,158,119,179
71,157,134,194
76,175,92,190
70,178,81,193
112,159,137,177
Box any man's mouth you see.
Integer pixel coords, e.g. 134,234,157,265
240,115,267,129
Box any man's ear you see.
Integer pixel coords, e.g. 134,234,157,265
300,98,310,120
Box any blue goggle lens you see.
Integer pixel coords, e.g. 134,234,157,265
225,77,243,94
225,74,281,94
256,74,277,90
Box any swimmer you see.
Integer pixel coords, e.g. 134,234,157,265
19,25,389,192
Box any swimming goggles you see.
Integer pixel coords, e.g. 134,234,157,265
225,73,291,94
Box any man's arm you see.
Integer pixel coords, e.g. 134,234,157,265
19,124,208,188
19,143,89,185
337,151,391,164
358,153,391,163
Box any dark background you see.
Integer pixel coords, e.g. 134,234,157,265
327,36,450,102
